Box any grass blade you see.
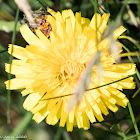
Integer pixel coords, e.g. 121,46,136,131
41,74,135,100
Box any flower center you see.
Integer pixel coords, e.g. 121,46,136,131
60,62,86,82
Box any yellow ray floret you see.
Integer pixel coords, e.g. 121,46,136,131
5,9,136,132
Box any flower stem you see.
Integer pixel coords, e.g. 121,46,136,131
125,114,140,135
7,8,19,124
123,133,140,140
132,87,140,98
9,112,32,140
117,123,127,139
127,102,140,140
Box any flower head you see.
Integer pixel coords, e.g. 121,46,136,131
5,9,135,131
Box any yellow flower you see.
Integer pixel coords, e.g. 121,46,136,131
5,9,135,131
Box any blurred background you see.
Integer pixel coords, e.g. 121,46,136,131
0,0,140,140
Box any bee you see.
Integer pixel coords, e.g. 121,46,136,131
21,8,52,38
34,13,52,38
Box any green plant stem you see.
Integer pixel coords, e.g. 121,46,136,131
123,133,140,140
0,50,7,54
38,0,47,13
125,114,140,135
132,87,140,98
117,124,127,139
9,112,32,140
41,74,135,100
136,52,140,63
127,102,140,140
137,1,140,19
7,8,19,124
119,36,140,49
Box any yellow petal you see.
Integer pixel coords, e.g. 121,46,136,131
60,101,68,127
82,112,90,130
66,18,73,38
90,13,102,30
8,44,34,60
103,98,118,112
31,101,48,113
66,110,74,132
46,99,62,124
99,13,110,33
62,9,75,31
21,88,33,96
35,29,51,47
20,24,45,48
92,104,104,122
114,26,126,39
47,15,56,33
81,17,90,28
23,92,42,111
5,63,32,75
33,108,49,123
96,98,109,115
5,78,33,90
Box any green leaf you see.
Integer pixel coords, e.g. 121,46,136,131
0,21,20,32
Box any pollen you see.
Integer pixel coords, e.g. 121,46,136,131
60,62,86,82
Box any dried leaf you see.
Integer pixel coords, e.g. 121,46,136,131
109,39,120,63
14,0,36,28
